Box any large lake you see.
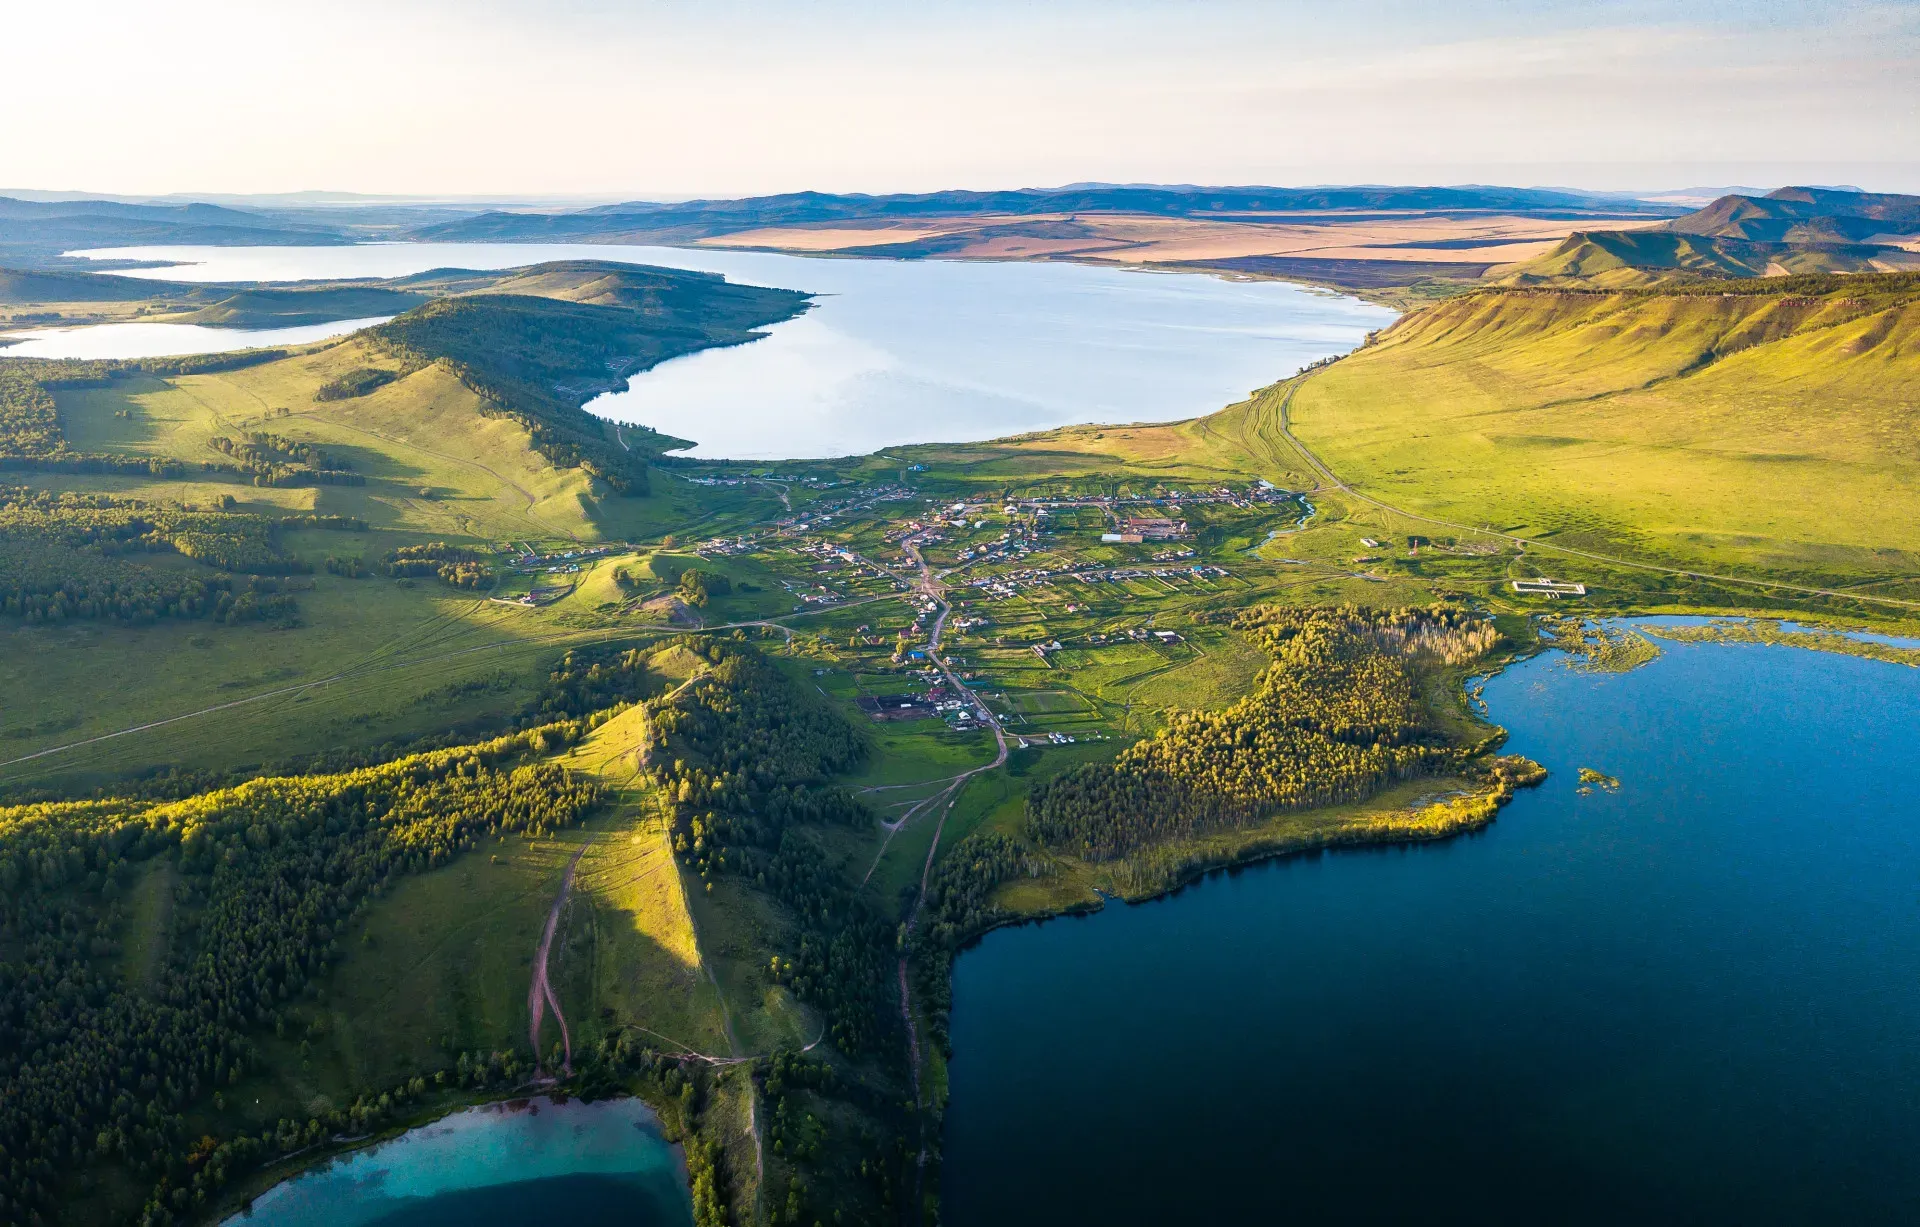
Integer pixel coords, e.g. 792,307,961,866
223,1096,690,1227
944,629,1920,1225
68,243,1393,459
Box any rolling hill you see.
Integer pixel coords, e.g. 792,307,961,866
412,184,1670,244
0,195,351,266
1288,272,1920,591
1496,188,1920,286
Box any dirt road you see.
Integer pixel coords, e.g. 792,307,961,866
529,841,590,1077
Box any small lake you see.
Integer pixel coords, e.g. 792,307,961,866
223,1096,690,1227
0,316,393,360
944,630,1920,1225
68,243,1393,459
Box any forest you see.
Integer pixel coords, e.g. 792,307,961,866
0,487,367,626
0,724,602,1227
1027,605,1500,860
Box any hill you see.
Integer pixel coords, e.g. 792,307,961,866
1495,187,1920,285
1288,273,1920,591
1667,187,1920,244
412,184,1669,244
0,196,349,266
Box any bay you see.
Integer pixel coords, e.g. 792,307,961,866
0,316,393,360
943,630,1920,1225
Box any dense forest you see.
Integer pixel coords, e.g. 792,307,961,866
1028,605,1500,859
377,541,495,589
0,724,602,1226
0,487,365,626
642,638,890,1054
638,635,916,1224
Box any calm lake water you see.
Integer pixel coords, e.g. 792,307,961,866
223,1096,690,1227
945,632,1920,1225
0,316,392,359
69,243,1393,459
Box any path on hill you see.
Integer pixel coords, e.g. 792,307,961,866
1273,381,1920,612
288,409,577,542
530,841,590,1077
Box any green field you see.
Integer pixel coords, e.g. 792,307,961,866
1290,278,1920,597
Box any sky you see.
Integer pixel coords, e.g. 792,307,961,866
7,0,1918,199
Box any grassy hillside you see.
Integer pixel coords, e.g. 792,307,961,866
1289,275,1920,592
0,262,805,793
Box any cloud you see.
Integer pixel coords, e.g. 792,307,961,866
3,0,1915,195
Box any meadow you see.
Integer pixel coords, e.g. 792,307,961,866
1288,277,1920,598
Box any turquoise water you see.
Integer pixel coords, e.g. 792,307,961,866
944,634,1920,1224
223,1097,691,1227
68,243,1392,460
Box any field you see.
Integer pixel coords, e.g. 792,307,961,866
682,207,1671,296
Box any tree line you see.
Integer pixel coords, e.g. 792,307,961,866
1,354,286,476
206,432,364,488
0,487,366,626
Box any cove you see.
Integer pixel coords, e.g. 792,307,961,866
943,630,1920,1225
0,316,392,360
69,243,1393,459
222,1096,691,1227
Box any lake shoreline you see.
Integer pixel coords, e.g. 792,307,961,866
202,1091,687,1227
941,619,1920,1224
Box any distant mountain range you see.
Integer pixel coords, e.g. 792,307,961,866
1500,187,1920,286
0,196,351,265
409,184,1671,244
1666,187,1920,244
4,183,1917,293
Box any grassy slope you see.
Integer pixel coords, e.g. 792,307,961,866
0,262,804,791
865,379,1324,490
1288,282,1920,590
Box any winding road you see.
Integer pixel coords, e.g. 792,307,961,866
529,841,589,1077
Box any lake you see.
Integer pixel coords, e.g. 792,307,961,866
222,1096,690,1227
943,629,1920,1225
68,243,1394,459
0,316,392,360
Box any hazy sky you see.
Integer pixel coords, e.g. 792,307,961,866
9,0,1918,198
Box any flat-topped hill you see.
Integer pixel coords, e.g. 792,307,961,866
1496,188,1920,286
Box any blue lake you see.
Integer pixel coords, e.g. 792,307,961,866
944,633,1920,1225
68,243,1393,460
223,1097,690,1227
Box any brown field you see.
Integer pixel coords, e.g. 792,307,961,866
694,224,957,250
693,210,1665,270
